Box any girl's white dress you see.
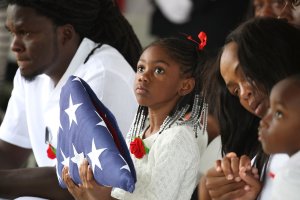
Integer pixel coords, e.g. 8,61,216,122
112,120,208,200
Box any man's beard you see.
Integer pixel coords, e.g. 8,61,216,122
20,70,40,82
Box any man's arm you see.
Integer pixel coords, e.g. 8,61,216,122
0,167,74,200
0,140,73,199
0,140,32,169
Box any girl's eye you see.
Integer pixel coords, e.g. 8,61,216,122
154,67,165,74
274,111,283,119
137,65,145,73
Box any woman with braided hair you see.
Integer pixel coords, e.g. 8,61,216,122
0,0,142,199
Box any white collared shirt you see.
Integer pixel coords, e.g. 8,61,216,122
0,38,138,167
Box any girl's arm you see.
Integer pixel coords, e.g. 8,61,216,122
62,160,117,200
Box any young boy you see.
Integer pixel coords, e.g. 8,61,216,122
258,74,300,200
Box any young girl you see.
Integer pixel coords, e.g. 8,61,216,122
258,74,300,200
62,37,209,200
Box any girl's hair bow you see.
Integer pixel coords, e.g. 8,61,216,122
183,31,207,50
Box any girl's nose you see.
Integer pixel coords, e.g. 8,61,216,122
138,70,150,82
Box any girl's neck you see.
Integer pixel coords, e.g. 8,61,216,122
144,108,170,138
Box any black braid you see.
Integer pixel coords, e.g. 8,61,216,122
7,0,142,71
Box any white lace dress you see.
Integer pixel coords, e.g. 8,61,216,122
112,121,208,200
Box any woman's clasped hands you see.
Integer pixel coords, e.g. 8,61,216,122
200,152,262,200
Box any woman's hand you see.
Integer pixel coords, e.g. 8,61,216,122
203,165,246,200
234,166,262,200
200,153,261,200
62,159,114,200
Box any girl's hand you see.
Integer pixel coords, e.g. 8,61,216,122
62,165,89,200
62,159,114,200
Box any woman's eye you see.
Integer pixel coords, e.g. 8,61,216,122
274,111,283,119
233,87,240,97
155,67,165,74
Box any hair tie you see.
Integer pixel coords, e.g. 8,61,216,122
182,31,207,50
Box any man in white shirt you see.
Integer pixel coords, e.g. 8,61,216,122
0,0,142,199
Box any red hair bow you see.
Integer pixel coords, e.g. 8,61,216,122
185,31,207,50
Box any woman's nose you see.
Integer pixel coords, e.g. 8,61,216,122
239,83,252,100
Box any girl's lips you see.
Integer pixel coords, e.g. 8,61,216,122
135,86,148,95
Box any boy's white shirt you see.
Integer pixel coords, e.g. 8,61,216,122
271,151,300,200
257,153,289,200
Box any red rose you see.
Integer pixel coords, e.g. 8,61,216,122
130,137,147,159
47,144,56,159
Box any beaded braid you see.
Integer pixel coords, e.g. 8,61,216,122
130,37,209,141
7,0,142,71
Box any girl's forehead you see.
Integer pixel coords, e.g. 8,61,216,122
141,45,171,59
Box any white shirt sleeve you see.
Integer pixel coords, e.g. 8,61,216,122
0,70,31,148
154,0,193,23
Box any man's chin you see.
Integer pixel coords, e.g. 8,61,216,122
21,72,38,82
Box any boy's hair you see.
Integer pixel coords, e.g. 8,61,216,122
287,73,300,83
6,0,142,70
130,37,208,140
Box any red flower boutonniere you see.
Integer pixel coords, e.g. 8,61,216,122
47,144,56,159
130,137,149,159
268,171,275,179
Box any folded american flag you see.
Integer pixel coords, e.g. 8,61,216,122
56,76,136,192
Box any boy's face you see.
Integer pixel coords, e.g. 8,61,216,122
258,78,300,156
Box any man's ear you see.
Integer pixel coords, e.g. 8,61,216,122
58,24,76,45
178,78,195,96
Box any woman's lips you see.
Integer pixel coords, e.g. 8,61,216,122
255,102,264,117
